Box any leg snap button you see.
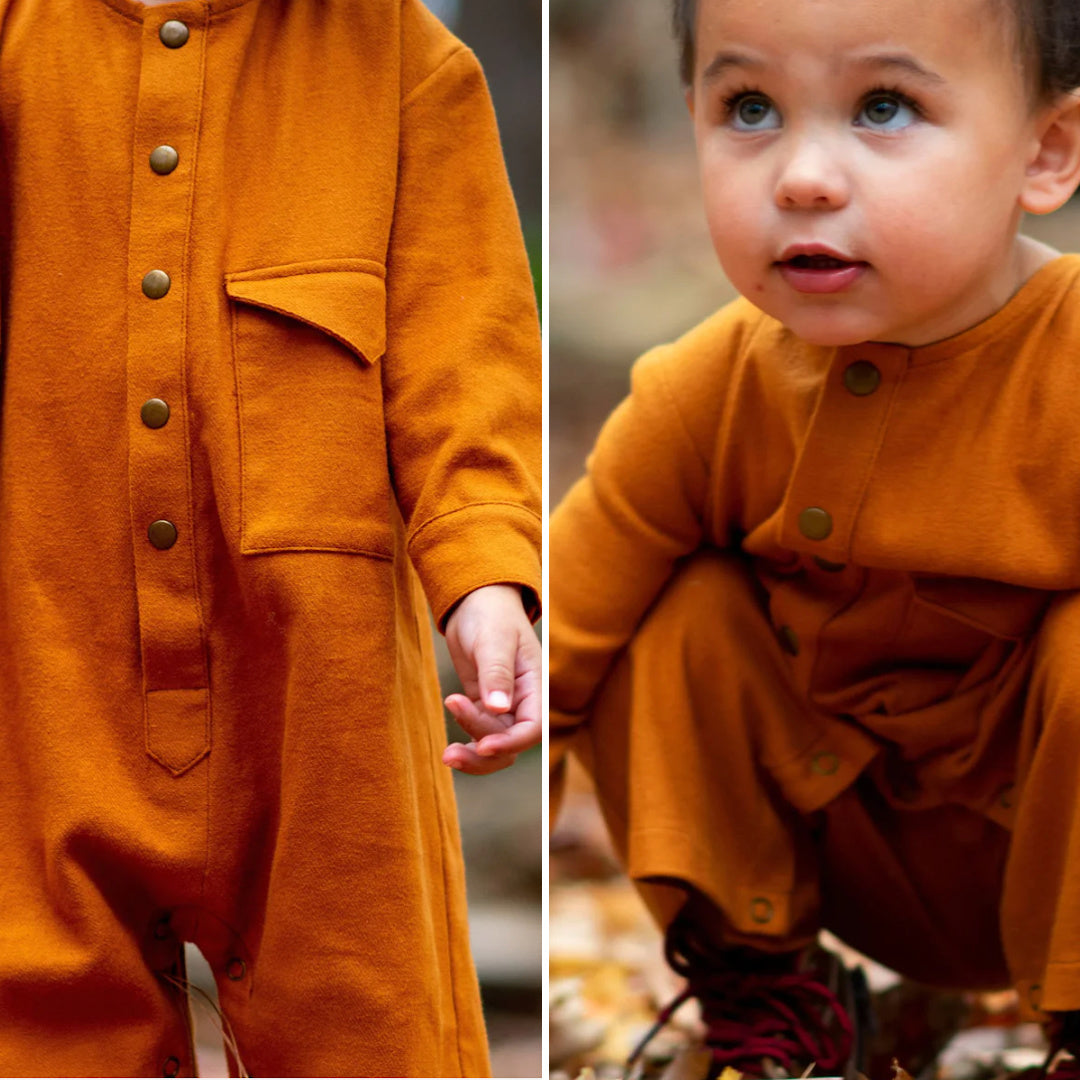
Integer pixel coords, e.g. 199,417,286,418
226,957,247,981
162,1057,180,1077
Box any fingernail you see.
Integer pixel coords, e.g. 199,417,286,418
488,691,511,710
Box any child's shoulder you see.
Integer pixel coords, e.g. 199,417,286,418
666,295,796,361
631,295,816,402
397,0,479,97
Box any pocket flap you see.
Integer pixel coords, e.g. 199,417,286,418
912,575,1050,640
224,259,387,364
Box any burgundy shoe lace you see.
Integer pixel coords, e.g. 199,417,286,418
627,919,854,1077
1037,1048,1080,1080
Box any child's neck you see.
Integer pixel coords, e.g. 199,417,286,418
1016,232,1062,280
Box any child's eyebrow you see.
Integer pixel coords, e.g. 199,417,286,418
700,51,764,85
850,52,947,85
699,50,946,87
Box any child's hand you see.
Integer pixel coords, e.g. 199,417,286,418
442,584,540,775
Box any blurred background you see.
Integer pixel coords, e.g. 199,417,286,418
191,2,542,1075
549,2,1080,1078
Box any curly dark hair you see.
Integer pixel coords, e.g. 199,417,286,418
671,0,1080,101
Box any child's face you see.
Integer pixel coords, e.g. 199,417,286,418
688,0,1057,346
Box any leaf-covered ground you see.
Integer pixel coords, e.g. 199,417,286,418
551,766,1049,1080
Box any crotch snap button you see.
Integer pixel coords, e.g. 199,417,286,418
162,1057,180,1077
811,752,840,776
226,957,247,981
152,912,172,940
750,897,774,924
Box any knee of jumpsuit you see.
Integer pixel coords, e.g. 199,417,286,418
578,547,877,945
1002,589,1080,1012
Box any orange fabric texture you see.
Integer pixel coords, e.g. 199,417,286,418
551,255,1080,1010
0,0,540,1077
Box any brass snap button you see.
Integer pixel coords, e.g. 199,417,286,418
152,912,172,940
148,520,178,550
843,360,881,396
798,507,833,541
149,145,180,175
750,897,774,924
162,1058,181,1078
811,752,840,776
159,20,189,48
141,398,170,429
142,270,171,299
777,625,800,657
226,957,247,981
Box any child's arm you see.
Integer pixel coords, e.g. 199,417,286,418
550,307,754,810
441,584,540,775
384,3,542,769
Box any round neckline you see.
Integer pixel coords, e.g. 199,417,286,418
894,253,1080,365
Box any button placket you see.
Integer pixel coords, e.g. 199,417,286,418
125,11,210,775
780,343,908,564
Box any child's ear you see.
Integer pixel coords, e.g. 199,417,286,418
1020,90,1080,215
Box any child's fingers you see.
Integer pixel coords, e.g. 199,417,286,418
472,629,516,713
475,718,541,757
442,740,518,775
444,693,511,741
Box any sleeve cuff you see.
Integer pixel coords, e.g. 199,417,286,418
407,501,541,631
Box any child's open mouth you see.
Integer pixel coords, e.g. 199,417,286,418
777,252,868,294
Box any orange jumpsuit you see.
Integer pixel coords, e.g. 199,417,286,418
0,1,540,1077
551,255,1080,1015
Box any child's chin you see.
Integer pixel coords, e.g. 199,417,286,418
778,311,885,348
792,325,877,347
741,296,885,347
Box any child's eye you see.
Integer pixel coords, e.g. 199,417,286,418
857,92,919,131
726,93,781,132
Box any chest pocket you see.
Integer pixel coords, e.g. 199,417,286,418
225,260,393,557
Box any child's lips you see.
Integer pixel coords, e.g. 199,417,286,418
776,252,869,295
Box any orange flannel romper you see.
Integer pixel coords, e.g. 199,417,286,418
551,255,1080,1014
0,1,540,1076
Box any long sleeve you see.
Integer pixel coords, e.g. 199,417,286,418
383,2,541,630
549,329,737,806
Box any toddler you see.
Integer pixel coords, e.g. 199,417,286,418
0,0,539,1076
551,0,1080,1075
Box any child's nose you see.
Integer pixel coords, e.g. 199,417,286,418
773,137,850,210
